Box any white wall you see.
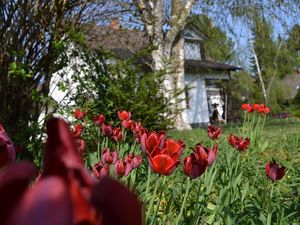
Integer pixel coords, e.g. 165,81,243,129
183,73,210,125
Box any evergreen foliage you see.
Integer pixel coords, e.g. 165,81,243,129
60,45,174,130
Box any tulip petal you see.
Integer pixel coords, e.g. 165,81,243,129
8,177,73,225
149,154,178,176
0,163,36,225
44,118,94,187
90,177,142,225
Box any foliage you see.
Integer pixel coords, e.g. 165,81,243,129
57,44,174,130
250,16,297,111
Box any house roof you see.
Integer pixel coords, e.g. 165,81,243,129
185,59,241,71
84,25,240,71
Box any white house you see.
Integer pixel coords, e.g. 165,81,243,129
47,22,240,127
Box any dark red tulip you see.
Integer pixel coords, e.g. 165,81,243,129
93,162,110,179
74,108,86,120
241,104,253,112
265,160,286,182
0,118,142,225
101,123,112,136
101,149,118,165
0,124,16,168
118,111,131,121
114,160,132,177
93,114,105,125
111,127,123,142
73,124,84,139
183,144,208,179
228,134,250,151
207,125,221,140
194,143,218,166
75,139,86,155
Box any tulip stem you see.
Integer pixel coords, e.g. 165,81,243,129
145,166,151,199
97,127,101,161
147,174,160,223
175,179,192,225
266,183,275,225
150,176,167,225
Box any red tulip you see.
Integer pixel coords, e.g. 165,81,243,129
228,134,250,151
122,119,134,129
265,160,286,182
0,124,16,168
132,122,147,144
114,160,132,177
0,118,142,225
125,153,143,168
118,111,131,121
101,123,112,136
93,162,110,179
140,131,166,154
101,149,118,165
73,124,84,139
111,127,123,142
252,103,259,111
207,125,222,140
147,139,184,176
93,114,105,125
75,139,86,155
241,104,253,112
183,144,208,179
74,108,86,120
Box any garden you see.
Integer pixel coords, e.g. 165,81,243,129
1,103,300,225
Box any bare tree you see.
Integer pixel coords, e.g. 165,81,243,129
0,0,123,140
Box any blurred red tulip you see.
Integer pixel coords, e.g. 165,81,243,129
114,160,132,177
241,104,253,112
265,160,286,182
73,124,84,139
0,124,16,168
93,162,110,179
101,124,112,136
111,127,123,142
207,125,221,140
228,134,250,151
93,114,105,126
75,139,86,155
118,111,131,121
125,153,143,169
101,149,118,165
74,108,86,120
122,119,134,129
183,144,208,179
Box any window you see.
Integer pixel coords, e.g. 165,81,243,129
184,42,201,60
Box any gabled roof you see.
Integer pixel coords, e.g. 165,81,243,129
83,25,240,72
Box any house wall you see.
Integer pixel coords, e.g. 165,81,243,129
183,71,230,126
183,72,210,126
